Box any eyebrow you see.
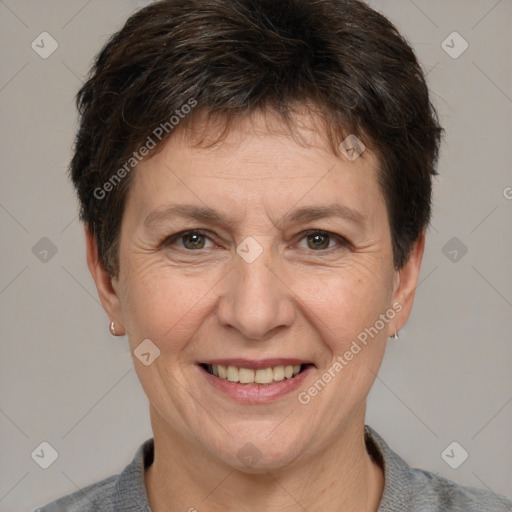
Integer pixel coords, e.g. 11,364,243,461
144,203,366,228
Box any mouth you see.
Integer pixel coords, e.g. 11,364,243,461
199,362,314,385
197,359,315,402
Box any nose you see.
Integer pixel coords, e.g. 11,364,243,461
216,246,295,341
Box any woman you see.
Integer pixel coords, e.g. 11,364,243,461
36,0,512,510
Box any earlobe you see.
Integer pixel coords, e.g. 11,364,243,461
84,224,126,336
388,232,426,337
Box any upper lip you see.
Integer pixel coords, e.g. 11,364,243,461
199,358,314,370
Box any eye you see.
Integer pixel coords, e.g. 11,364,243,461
296,230,349,252
161,229,349,253
163,230,214,250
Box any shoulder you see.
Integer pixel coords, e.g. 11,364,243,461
409,467,512,512
34,438,154,512
364,425,512,512
33,474,118,511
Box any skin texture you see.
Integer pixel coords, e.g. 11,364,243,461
86,111,425,511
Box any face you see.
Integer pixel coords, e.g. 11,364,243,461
88,110,423,471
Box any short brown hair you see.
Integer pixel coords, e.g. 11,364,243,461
71,0,443,276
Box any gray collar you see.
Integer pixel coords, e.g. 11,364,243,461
113,424,413,511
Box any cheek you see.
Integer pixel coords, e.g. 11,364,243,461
120,261,221,353
119,246,394,358
292,259,393,348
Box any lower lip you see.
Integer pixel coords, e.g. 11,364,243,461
198,365,314,403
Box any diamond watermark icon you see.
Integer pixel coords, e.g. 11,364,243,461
31,441,59,469
31,32,59,59
339,134,365,161
441,32,468,59
32,237,58,263
442,237,468,263
441,441,468,469
134,338,161,366
236,236,263,264
237,442,262,468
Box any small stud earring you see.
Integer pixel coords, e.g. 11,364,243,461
389,329,399,341
109,321,117,336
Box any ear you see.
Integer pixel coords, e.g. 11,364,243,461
388,231,425,337
84,223,125,335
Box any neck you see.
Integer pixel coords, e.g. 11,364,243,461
145,406,384,512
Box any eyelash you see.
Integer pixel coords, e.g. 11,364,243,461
161,229,350,254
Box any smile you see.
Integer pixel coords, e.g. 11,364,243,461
197,359,315,402
203,363,306,385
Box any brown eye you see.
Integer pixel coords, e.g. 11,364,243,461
181,232,206,250
296,230,350,253
306,232,331,250
163,230,213,250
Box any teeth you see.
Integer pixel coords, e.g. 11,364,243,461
239,368,255,383
226,365,239,383
255,368,273,384
273,366,285,381
208,364,304,384
217,365,227,379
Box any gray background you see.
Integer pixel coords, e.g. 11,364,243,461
0,0,511,510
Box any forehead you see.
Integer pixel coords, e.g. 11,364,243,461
126,109,386,225
141,108,379,177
